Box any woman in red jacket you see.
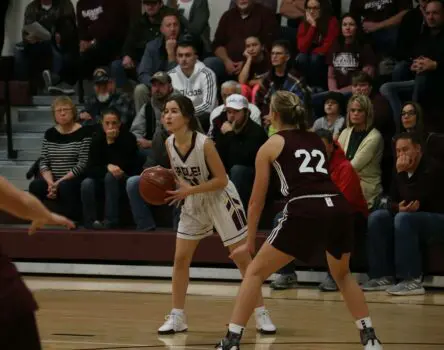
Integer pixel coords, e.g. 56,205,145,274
296,0,339,89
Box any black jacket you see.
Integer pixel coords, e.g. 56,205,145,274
85,127,140,179
395,7,426,61
213,116,268,170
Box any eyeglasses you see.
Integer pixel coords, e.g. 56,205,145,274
401,111,415,117
54,107,73,113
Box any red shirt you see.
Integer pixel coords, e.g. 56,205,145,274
297,16,339,55
330,143,369,217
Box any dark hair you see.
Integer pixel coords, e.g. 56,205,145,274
400,101,424,135
394,132,423,146
270,91,307,131
101,107,121,121
315,128,334,144
160,9,181,25
303,0,333,39
164,95,203,132
271,39,291,55
177,34,198,54
338,13,366,56
352,71,373,86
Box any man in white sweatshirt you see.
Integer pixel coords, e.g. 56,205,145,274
168,37,217,132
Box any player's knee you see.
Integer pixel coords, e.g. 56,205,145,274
174,252,193,270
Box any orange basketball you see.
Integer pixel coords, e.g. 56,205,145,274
139,167,176,205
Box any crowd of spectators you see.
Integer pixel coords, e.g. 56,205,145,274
11,0,444,296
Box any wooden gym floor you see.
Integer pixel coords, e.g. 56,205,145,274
25,277,444,350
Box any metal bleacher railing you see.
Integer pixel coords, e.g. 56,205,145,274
0,56,17,159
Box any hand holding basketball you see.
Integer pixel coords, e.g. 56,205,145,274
165,177,193,206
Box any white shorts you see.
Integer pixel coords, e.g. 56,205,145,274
177,182,248,247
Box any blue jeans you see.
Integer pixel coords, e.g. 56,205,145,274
392,60,414,82
110,58,139,88
81,173,126,227
14,41,65,81
229,165,254,210
295,53,326,88
367,209,444,280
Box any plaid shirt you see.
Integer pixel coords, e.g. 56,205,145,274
81,92,135,126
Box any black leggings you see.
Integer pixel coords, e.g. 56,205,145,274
0,312,41,350
0,0,9,53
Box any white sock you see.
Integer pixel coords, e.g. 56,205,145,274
255,306,266,314
171,308,184,315
228,323,244,335
356,317,373,330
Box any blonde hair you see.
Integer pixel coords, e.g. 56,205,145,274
346,94,374,130
270,91,307,130
51,96,78,123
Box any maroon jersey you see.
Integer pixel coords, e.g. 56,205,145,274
273,130,340,198
0,246,38,323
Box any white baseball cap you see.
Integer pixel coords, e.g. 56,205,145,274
225,94,249,111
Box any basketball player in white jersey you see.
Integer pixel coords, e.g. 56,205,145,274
156,95,276,334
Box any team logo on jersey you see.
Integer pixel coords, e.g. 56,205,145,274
175,166,201,186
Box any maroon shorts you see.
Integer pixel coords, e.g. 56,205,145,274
0,312,41,350
267,195,354,262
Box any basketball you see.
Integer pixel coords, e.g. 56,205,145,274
139,167,176,205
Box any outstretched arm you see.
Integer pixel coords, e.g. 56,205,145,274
0,176,75,234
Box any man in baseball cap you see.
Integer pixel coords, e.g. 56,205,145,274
224,93,249,112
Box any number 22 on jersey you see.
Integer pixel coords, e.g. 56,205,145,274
295,149,328,174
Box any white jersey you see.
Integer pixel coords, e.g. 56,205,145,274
166,131,248,246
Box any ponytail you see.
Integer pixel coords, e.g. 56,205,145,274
270,91,307,130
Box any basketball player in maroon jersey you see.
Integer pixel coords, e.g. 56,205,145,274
0,175,74,349
217,91,382,350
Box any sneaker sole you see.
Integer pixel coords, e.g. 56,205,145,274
387,288,425,296
157,327,188,335
256,327,277,335
270,282,298,290
42,70,52,89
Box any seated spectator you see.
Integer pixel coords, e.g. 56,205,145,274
326,13,376,94
312,91,345,140
362,133,444,295
79,68,135,126
400,102,425,138
111,0,166,90
230,0,278,11
135,10,182,112
208,0,278,81
238,36,270,101
208,81,262,136
350,0,410,56
255,40,311,132
14,0,76,87
338,94,383,209
211,94,268,208
296,0,339,89
81,109,140,229
130,72,181,167
167,0,211,54
392,0,428,82
270,128,368,291
168,38,217,132
379,0,444,132
29,96,92,223
76,0,129,79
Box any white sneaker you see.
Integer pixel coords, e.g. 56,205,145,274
255,308,276,334
158,312,188,334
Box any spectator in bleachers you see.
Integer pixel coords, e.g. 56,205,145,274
255,40,311,122
29,96,92,223
349,0,411,56
208,81,262,137
168,38,217,132
326,14,376,94
135,10,182,113
79,68,135,127
211,94,268,208
280,0,305,28
76,0,129,80
208,0,278,81
400,102,425,137
81,109,140,229
238,36,270,101
271,128,368,291
111,0,166,90
14,0,76,85
312,91,345,140
379,0,444,132
362,132,444,295
130,72,181,167
393,0,428,82
296,0,339,89
167,0,211,54
338,94,383,209
230,0,278,10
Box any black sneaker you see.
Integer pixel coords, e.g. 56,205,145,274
360,327,383,349
216,331,241,350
